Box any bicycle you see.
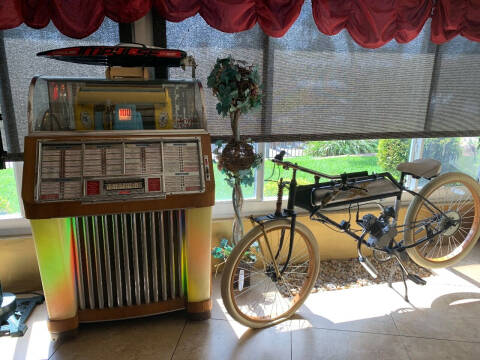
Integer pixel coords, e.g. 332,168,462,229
220,151,480,328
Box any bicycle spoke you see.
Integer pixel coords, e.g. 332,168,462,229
226,222,318,324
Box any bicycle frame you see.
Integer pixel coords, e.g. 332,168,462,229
251,158,451,276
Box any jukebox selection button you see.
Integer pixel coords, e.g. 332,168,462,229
40,193,59,201
86,180,101,195
148,178,162,192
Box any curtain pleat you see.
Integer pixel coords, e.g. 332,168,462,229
0,0,479,46
154,0,304,37
104,0,152,24
21,0,49,29
431,0,480,44
311,0,432,49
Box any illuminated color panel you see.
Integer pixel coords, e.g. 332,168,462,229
30,218,77,320
185,207,212,302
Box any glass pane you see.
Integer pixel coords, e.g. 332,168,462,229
29,77,204,132
417,137,480,185
3,20,119,150
264,140,385,198
0,164,20,216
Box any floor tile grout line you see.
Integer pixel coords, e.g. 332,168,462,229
214,308,480,345
304,325,480,344
388,309,414,360
402,340,413,360
290,330,293,360
48,337,64,360
170,320,188,360
390,310,401,335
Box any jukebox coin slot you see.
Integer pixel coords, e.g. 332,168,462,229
104,179,145,195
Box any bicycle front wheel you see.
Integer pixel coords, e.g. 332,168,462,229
404,172,480,268
221,219,320,328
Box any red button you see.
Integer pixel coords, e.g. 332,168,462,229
86,181,100,195
148,178,161,192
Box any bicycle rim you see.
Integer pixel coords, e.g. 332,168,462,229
406,172,480,267
224,221,318,326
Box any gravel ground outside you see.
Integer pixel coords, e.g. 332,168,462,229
312,256,433,292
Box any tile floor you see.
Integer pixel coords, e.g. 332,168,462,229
2,243,480,360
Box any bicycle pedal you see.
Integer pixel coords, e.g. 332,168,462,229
407,274,426,285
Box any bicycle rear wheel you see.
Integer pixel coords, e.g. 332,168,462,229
404,172,480,268
221,219,320,328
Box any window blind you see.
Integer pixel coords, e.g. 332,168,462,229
2,20,119,152
167,15,264,139
167,2,480,142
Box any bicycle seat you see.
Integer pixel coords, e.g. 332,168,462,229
396,159,441,179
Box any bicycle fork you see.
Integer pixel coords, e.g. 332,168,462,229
256,213,297,282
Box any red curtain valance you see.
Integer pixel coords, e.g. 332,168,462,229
1,0,479,48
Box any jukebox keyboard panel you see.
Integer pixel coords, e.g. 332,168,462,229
36,138,205,202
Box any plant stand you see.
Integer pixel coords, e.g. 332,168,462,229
232,176,244,244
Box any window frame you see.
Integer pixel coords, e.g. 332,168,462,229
0,161,31,236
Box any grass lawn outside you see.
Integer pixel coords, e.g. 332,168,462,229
0,168,20,215
213,154,384,201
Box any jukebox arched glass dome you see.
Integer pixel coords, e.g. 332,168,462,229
28,77,206,133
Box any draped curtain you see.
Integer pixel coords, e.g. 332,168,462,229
0,0,479,47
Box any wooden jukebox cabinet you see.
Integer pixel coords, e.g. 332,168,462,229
22,70,215,334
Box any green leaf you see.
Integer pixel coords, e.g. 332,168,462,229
238,169,250,177
216,103,223,115
220,238,229,248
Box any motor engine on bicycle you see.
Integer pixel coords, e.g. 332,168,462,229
359,206,398,249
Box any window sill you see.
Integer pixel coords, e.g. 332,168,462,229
0,215,32,237
212,193,415,221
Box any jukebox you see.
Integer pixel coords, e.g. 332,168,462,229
21,46,214,334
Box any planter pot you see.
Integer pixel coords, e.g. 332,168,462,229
221,140,255,172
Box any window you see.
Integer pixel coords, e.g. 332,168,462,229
0,21,119,233
0,163,20,216
165,2,480,211
211,136,479,216
412,137,480,188
212,143,257,201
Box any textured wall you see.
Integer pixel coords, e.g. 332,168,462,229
0,236,42,292
0,207,407,292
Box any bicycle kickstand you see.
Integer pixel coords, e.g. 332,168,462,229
388,259,409,302
388,252,426,302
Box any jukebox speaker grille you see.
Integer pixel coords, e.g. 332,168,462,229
73,210,184,310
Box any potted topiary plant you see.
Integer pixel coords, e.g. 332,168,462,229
207,56,262,246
